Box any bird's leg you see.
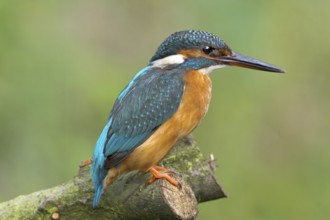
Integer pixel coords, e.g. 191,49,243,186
147,166,181,188
79,158,92,168
151,165,168,171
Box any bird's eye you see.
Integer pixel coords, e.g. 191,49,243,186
202,46,214,55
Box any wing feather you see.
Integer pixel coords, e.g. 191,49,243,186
102,68,185,167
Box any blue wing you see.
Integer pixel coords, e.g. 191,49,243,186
103,69,185,167
91,66,185,206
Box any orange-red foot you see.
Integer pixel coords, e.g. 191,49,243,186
147,166,181,188
79,158,92,168
151,165,169,171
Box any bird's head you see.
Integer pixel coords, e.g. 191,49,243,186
150,30,284,74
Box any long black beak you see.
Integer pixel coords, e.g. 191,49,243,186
219,52,285,73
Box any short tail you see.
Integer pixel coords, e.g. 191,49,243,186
93,184,103,207
91,162,107,207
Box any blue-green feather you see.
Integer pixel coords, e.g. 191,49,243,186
150,30,230,62
91,66,185,206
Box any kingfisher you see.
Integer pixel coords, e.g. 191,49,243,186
90,30,284,207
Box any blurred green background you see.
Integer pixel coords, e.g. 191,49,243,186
1,0,329,219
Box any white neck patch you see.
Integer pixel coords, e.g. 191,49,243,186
151,54,185,68
199,65,226,75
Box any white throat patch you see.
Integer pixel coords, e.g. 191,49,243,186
151,54,185,68
199,65,226,75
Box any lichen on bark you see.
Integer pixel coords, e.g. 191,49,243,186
0,135,226,220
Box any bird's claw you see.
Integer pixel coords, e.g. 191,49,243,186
147,166,181,188
79,158,92,168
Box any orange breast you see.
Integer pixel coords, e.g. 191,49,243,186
122,70,212,172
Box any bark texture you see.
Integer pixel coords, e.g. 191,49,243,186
0,135,226,220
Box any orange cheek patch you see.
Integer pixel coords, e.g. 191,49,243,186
178,48,232,60
178,49,208,59
219,49,231,56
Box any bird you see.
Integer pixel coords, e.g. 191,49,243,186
90,30,284,207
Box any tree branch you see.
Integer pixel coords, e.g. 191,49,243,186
0,135,226,220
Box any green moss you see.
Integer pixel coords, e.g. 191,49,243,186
0,136,223,219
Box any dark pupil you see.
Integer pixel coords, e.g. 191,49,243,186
203,46,213,55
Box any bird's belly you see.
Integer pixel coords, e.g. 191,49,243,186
122,70,212,172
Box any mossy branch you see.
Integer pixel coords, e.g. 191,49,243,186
0,135,226,220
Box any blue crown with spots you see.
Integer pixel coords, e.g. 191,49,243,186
150,30,231,62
